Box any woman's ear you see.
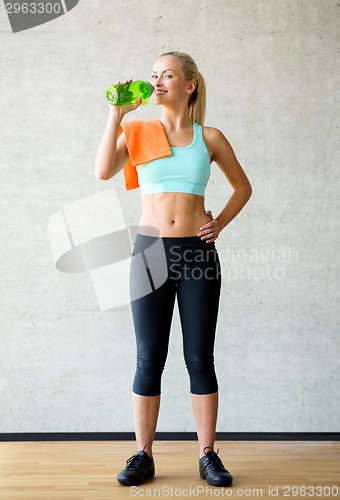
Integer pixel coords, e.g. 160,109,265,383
186,79,197,94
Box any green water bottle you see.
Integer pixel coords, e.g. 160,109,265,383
106,80,155,106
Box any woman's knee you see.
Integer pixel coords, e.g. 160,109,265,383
184,354,218,394
132,353,167,396
136,353,167,376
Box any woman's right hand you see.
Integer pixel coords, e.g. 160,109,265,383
108,79,142,120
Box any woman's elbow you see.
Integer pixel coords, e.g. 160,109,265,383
94,164,111,181
94,169,107,181
238,181,252,201
96,174,109,181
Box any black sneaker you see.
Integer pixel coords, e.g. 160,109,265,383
117,444,155,486
199,446,233,487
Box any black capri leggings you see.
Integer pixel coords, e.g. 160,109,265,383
129,233,222,396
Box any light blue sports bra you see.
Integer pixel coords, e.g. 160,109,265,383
136,122,211,197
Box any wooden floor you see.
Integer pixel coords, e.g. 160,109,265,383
0,440,339,499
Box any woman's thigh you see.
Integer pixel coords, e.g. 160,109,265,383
129,240,177,354
176,245,222,356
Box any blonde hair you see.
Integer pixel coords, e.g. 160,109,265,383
158,51,206,126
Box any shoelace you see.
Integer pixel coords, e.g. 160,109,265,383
125,444,150,472
202,446,226,473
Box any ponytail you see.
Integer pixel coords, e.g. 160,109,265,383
188,71,206,126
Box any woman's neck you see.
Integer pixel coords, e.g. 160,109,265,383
160,106,193,131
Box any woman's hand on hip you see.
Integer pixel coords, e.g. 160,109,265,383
197,210,220,243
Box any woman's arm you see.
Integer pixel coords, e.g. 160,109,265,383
94,91,142,181
94,112,127,180
203,127,252,232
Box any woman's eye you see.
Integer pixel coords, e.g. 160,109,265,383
150,74,172,79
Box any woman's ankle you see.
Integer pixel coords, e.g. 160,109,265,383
138,443,153,457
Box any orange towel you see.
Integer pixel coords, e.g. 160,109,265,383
117,119,172,190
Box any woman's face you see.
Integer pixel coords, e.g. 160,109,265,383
151,55,196,104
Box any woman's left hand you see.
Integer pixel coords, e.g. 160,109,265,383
197,210,220,243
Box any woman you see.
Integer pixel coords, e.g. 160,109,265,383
95,51,252,487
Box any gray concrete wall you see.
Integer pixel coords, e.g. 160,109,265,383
0,0,339,433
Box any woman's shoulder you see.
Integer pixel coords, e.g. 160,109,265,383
201,125,228,153
201,125,224,139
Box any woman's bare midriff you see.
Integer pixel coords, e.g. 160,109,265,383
137,192,211,237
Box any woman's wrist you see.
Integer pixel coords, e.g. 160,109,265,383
108,107,124,123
